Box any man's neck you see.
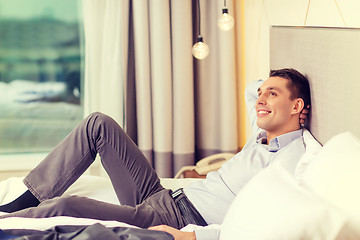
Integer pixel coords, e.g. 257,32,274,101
266,127,301,145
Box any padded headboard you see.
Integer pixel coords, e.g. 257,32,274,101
270,26,360,145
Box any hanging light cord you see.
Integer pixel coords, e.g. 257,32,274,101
224,0,227,8
304,0,347,26
304,0,311,25
334,0,347,26
196,0,201,37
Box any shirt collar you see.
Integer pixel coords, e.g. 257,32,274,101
256,129,303,152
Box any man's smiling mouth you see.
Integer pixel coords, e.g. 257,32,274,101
257,110,271,116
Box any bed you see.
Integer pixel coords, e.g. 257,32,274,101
1,26,360,239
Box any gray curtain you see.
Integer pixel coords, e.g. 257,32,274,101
83,0,239,178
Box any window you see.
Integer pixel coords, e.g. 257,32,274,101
0,0,84,156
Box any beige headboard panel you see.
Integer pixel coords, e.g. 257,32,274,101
270,26,360,145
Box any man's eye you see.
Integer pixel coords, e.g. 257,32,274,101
270,92,277,96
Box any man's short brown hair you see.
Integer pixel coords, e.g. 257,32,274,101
269,68,311,109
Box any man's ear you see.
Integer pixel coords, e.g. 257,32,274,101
291,98,305,114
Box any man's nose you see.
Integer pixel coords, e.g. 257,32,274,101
256,95,267,105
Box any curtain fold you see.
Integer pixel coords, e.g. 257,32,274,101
194,0,238,159
148,0,173,177
82,0,129,126
83,0,240,178
132,0,153,163
170,0,196,175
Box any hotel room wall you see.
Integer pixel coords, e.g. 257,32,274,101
237,0,360,140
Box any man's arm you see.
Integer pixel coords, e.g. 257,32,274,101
149,225,196,240
245,79,264,134
149,224,221,240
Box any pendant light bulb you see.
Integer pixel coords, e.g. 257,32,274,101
218,8,234,31
192,36,209,60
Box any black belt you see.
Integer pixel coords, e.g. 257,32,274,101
170,188,207,226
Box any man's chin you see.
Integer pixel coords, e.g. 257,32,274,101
256,121,268,131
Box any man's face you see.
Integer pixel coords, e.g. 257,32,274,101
256,76,298,134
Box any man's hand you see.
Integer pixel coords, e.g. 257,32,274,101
300,105,310,125
149,225,196,240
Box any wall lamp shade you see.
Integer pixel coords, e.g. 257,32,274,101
218,8,234,31
192,36,209,59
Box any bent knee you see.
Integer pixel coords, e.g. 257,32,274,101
89,112,119,127
88,112,109,121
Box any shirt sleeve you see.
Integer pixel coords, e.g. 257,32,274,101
181,224,221,240
245,79,264,135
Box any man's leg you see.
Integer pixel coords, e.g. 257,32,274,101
1,191,185,229
24,112,163,206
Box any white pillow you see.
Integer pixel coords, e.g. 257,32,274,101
220,163,346,240
294,129,322,182
302,131,360,219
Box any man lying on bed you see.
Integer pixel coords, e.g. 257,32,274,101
0,68,310,240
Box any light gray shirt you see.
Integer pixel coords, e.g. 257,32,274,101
184,129,304,224
183,79,306,239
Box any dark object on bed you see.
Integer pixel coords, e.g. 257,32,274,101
2,223,174,240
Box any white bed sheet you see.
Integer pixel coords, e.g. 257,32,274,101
0,175,200,231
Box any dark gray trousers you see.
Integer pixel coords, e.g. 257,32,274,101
1,113,186,229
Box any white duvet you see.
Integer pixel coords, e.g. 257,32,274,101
0,175,200,231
